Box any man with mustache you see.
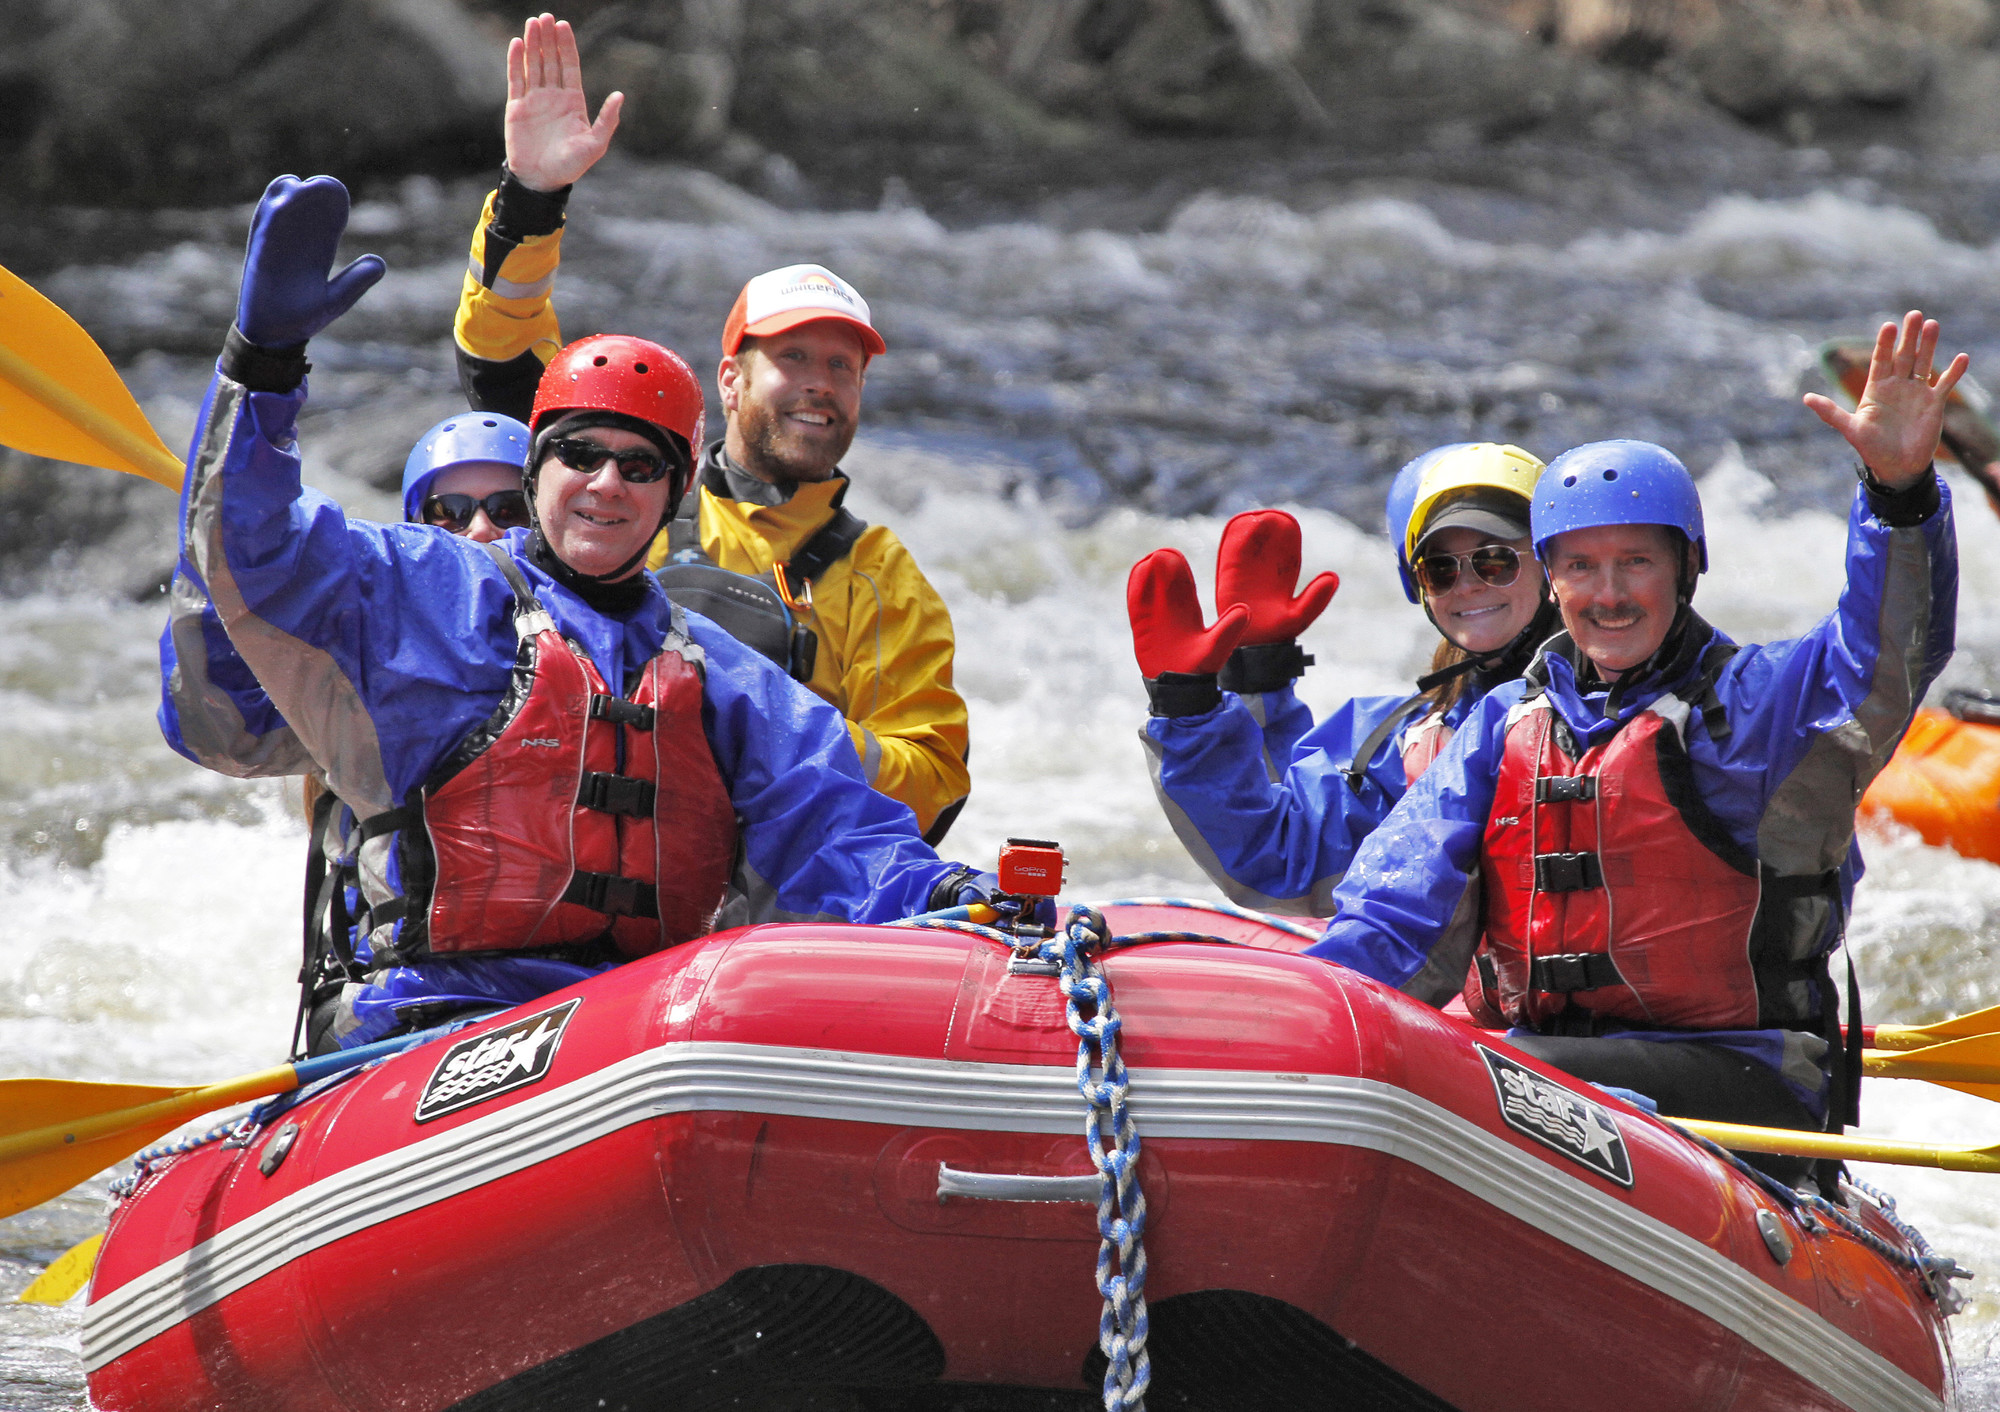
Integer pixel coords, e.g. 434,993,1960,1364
1308,312,1961,1184
452,15,970,843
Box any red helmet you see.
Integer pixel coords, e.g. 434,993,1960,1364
531,335,705,450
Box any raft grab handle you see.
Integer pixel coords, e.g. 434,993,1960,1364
936,1163,1100,1204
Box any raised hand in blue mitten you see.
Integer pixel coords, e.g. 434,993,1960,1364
235,175,386,349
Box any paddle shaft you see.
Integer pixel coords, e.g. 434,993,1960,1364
1671,1116,2000,1173
0,341,183,490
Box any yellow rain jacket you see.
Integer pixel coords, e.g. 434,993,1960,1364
454,180,972,835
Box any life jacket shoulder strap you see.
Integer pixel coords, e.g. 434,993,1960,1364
776,506,868,601
1341,693,1431,791
479,540,554,638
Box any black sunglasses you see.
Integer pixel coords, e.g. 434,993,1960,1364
1416,544,1524,595
422,490,531,533
544,436,672,484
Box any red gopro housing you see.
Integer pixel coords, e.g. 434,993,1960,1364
997,838,1065,897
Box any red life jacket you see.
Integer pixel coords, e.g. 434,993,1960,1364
362,546,737,962
1469,646,1835,1034
1401,712,1454,785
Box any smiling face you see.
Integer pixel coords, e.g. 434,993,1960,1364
1418,527,1545,656
1545,522,1683,679
532,425,674,579
719,320,866,484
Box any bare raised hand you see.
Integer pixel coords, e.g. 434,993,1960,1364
1803,310,1970,490
505,13,623,193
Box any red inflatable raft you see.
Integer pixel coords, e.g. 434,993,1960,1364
83,902,1955,1412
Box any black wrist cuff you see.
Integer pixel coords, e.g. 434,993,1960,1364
1218,640,1312,694
220,326,310,393
494,163,571,240
1145,671,1223,718
927,865,979,913
1860,462,1941,528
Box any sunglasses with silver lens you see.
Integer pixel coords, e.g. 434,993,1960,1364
1416,544,1523,595
545,436,671,484
422,490,531,533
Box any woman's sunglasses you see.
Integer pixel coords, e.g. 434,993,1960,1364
422,490,531,533
1416,544,1524,595
544,436,671,484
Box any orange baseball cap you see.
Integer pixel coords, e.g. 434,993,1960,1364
721,264,885,358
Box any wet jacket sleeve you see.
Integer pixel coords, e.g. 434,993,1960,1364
689,615,960,923
1142,693,1417,916
157,549,312,778
1699,476,1956,874
1306,686,1520,1003
829,526,971,836
454,182,567,422
177,370,520,817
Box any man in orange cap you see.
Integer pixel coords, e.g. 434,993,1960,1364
452,14,970,844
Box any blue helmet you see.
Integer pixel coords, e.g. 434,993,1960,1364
401,413,531,523
1532,440,1707,574
1386,443,1474,604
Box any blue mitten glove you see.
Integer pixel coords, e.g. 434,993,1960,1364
230,175,385,372
928,867,1060,931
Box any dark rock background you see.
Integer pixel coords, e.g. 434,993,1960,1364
7,0,2000,209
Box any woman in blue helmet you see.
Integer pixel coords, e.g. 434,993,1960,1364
159,412,531,776
1129,443,1561,916
1310,312,1962,1172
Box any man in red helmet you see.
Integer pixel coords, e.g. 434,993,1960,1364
452,14,971,844
176,174,995,1053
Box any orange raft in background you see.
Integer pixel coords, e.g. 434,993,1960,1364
1862,690,2000,863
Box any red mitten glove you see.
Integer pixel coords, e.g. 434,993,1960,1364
1213,510,1338,694
1215,510,1339,641
1127,549,1249,715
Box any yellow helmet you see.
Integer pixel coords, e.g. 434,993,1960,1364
1404,442,1545,563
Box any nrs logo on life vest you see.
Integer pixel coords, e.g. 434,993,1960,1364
1477,1045,1634,1187
414,999,580,1123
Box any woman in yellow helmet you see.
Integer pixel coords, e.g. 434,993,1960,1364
1129,443,1559,918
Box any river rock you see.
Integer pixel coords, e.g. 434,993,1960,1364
4,0,508,203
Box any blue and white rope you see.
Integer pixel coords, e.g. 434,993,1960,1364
108,1113,259,1200
1044,904,1151,1411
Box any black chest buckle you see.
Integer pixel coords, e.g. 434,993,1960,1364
1534,852,1603,892
1534,776,1596,803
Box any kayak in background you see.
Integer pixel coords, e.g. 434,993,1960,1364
1863,689,2000,865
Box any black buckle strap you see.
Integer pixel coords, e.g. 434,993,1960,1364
590,694,656,730
562,870,659,919
1529,951,1622,994
1534,851,1603,892
578,772,656,817
1219,640,1313,695
1534,776,1596,803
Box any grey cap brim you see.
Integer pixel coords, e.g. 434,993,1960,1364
1415,502,1530,551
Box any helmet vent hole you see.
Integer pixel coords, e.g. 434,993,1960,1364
592,355,609,367
1562,475,1577,487
634,362,649,374
1602,469,1618,481
481,419,496,427
441,422,456,432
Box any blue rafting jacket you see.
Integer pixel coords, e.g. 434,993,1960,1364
1308,480,1957,1113
169,368,963,1045
1143,683,1477,916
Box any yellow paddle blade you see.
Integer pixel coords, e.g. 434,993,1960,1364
1872,1003,2000,1051
1865,1033,2000,1088
0,1067,296,1220
0,263,183,491
16,1232,103,1306
1672,1116,2000,1173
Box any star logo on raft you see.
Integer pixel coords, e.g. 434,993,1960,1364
413,998,581,1123
1477,1044,1634,1187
